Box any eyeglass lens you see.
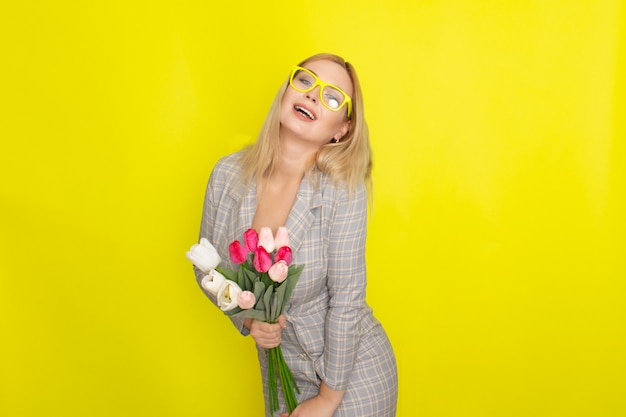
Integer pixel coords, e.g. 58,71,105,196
291,69,345,110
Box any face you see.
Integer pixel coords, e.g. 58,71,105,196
279,59,353,146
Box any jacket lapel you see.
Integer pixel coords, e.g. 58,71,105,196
227,173,322,257
228,180,257,246
285,173,322,256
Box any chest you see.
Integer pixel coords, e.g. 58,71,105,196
211,177,332,304
252,178,300,234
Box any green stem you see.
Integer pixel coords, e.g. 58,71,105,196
267,349,278,413
275,346,299,413
278,347,300,395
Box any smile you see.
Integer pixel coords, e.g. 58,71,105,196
294,105,316,120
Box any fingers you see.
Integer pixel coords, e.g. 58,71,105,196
256,320,281,333
249,319,285,349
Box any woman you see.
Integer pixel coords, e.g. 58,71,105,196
194,53,398,416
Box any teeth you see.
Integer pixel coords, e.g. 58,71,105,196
295,106,315,120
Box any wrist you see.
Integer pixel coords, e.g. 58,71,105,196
244,318,253,330
318,382,345,409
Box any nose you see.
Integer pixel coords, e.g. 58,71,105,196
305,86,321,103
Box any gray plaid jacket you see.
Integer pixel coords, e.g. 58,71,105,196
194,152,397,416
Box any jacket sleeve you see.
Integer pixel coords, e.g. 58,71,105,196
192,159,250,336
323,183,368,390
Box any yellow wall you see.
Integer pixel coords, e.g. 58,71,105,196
1,1,624,416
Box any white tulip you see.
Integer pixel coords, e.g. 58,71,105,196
201,269,227,296
186,238,221,272
216,280,243,311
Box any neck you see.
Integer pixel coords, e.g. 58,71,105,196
273,131,319,179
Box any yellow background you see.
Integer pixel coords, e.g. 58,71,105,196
1,1,624,416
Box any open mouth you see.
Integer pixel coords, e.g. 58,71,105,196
294,105,316,120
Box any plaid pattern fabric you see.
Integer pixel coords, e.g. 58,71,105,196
194,152,398,416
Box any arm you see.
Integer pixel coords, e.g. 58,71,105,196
192,168,219,297
280,382,344,417
286,184,368,417
192,160,251,335
324,183,368,390
193,156,287,342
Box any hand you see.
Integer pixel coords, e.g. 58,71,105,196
279,394,338,417
280,382,344,417
246,314,287,349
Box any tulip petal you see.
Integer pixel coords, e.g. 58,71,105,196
217,280,242,311
258,227,276,253
201,270,227,296
237,290,256,310
229,240,247,264
244,228,259,252
253,246,273,272
275,246,292,266
274,226,290,249
268,260,289,283
186,238,221,272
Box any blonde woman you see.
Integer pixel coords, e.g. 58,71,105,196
194,53,398,417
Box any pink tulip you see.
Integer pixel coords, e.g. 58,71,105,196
237,290,256,310
274,226,290,249
253,246,273,272
258,227,275,252
229,240,247,264
244,228,258,252
268,260,289,283
275,246,292,266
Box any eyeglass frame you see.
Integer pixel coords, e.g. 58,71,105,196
289,65,353,119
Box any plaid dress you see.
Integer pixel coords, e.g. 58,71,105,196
194,152,398,416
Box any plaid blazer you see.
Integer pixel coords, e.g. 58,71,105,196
194,152,394,399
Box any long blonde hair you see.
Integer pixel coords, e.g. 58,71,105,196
239,53,372,193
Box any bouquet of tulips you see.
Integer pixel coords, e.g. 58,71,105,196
186,226,304,414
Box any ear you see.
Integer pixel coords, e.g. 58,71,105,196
334,120,351,141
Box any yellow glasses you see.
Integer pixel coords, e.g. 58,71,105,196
289,66,353,118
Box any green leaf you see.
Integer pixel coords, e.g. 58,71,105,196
237,265,247,289
262,272,272,288
243,274,253,291
217,266,237,282
270,286,285,323
243,268,258,282
253,281,266,311
271,282,287,322
229,308,267,321
263,285,274,322
281,264,305,311
224,306,243,316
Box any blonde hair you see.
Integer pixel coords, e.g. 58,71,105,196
239,53,372,194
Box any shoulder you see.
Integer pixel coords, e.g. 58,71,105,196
206,151,247,201
317,171,367,210
317,174,368,239
211,152,244,180
208,152,246,190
